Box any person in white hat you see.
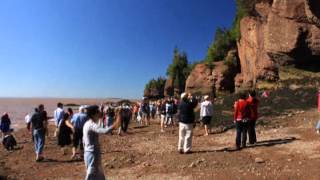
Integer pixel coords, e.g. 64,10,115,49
178,92,198,154
200,95,213,136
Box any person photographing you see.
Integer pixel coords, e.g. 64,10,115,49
178,93,198,154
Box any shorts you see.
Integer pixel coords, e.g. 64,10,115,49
202,116,212,125
73,129,83,149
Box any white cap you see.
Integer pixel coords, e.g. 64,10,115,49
204,95,209,100
181,92,187,99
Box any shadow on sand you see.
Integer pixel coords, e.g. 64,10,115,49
193,137,297,153
41,158,82,163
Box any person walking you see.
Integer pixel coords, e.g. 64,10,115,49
132,103,139,123
200,95,213,136
0,113,12,139
83,105,121,180
165,99,174,127
58,113,74,155
141,98,150,126
106,106,115,128
178,93,198,154
160,100,166,133
71,106,88,159
234,92,250,150
53,103,64,137
120,105,132,133
28,104,48,162
247,90,259,144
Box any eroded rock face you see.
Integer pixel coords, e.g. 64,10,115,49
164,78,174,97
236,0,320,90
185,60,237,95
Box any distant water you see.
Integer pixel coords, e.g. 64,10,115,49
0,98,121,129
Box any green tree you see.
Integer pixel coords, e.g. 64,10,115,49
166,48,191,95
206,0,257,62
144,77,166,99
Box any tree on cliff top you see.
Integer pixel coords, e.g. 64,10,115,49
206,28,236,62
144,77,166,99
206,0,257,62
166,47,190,95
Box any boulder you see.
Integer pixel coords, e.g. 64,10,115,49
236,0,320,90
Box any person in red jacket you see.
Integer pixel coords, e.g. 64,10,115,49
234,92,250,150
316,89,320,134
247,90,259,144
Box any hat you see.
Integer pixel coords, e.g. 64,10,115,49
204,95,209,100
180,92,187,99
79,106,84,112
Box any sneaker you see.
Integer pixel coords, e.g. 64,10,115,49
161,129,165,133
36,156,44,162
235,146,241,151
178,150,183,154
184,151,192,154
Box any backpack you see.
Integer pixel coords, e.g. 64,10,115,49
2,134,17,151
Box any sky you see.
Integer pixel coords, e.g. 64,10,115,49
0,0,236,99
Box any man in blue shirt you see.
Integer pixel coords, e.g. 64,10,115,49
71,106,88,159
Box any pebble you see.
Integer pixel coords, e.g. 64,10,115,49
143,162,151,167
255,158,265,164
189,162,196,168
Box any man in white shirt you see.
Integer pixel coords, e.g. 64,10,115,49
53,102,64,137
200,95,213,136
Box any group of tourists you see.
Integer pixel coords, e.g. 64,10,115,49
1,89,262,180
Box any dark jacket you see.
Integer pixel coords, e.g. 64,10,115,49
178,98,198,124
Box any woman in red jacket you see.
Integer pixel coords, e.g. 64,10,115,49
234,92,250,150
247,90,259,144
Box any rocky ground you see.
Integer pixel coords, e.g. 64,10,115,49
1,105,320,180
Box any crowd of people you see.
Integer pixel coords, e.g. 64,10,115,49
0,90,264,179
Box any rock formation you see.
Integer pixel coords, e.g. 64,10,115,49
164,78,174,97
185,50,239,95
236,0,320,90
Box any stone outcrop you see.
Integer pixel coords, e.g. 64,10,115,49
236,0,320,90
164,78,174,97
185,57,239,95
144,87,162,99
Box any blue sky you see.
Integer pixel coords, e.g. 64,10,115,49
0,0,236,99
